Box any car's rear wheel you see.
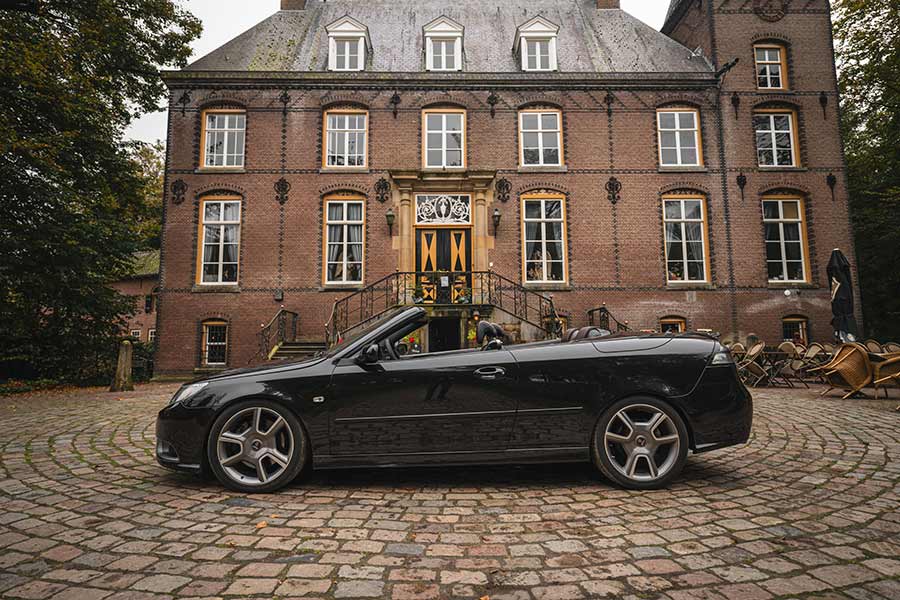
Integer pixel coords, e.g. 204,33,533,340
207,400,307,493
592,397,688,490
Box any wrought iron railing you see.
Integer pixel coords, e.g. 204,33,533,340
324,271,562,347
252,307,299,363
587,303,629,332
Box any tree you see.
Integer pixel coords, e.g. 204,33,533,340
130,141,166,250
834,0,900,340
0,1,200,382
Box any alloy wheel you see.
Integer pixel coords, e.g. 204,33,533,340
603,403,681,482
215,406,295,487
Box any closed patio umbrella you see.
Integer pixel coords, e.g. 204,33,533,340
827,248,859,343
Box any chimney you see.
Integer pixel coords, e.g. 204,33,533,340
596,0,620,7
281,0,307,9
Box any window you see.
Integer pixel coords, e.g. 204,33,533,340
324,112,367,168
782,316,809,344
130,329,141,339
424,16,464,72
755,45,787,90
326,16,369,72
201,111,245,168
430,39,458,71
525,40,552,71
334,38,362,71
324,198,365,284
657,110,702,167
423,111,465,169
144,295,154,313
202,321,228,366
519,111,562,167
148,329,157,343
663,197,709,283
522,196,567,284
199,199,241,285
660,317,687,334
515,16,559,72
754,111,798,167
763,197,809,283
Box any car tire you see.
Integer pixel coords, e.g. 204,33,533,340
206,399,307,493
592,396,689,490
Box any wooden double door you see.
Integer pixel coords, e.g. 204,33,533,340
415,228,471,304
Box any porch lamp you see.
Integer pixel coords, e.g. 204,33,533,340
492,208,502,234
385,207,395,235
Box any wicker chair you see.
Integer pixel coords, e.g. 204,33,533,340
737,342,767,387
731,342,746,360
874,356,900,399
864,339,885,354
774,341,809,388
808,343,874,399
884,342,900,353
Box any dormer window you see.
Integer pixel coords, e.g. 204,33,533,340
326,16,370,72
424,16,464,72
515,16,559,72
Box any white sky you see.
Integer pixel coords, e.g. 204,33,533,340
126,0,671,143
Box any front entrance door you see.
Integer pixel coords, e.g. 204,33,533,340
416,229,471,304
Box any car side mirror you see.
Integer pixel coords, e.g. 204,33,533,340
357,343,380,365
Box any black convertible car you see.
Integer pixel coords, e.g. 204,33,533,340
157,307,752,493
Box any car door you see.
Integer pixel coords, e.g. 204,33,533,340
328,348,519,456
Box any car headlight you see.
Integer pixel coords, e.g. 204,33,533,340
169,382,209,406
710,349,734,365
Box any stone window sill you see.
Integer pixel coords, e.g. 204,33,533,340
666,282,717,291
523,283,572,292
319,167,370,174
192,285,241,293
658,166,708,174
757,167,807,173
517,166,568,174
195,168,246,174
320,285,365,293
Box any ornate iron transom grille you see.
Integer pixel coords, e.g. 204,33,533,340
415,195,471,225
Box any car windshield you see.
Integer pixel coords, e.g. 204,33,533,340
326,308,408,357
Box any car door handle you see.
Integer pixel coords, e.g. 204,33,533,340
474,366,506,380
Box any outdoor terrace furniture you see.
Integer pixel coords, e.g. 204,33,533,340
771,342,810,389
864,339,885,353
884,342,900,353
874,356,900,399
730,343,746,360
737,342,767,387
808,343,874,400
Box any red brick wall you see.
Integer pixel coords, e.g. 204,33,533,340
111,277,158,342
156,2,853,374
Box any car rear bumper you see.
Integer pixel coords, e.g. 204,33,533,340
684,364,753,451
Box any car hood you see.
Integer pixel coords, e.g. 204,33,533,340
202,355,327,381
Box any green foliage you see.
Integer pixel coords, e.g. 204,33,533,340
0,1,200,383
834,0,900,341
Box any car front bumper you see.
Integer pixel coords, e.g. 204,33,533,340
155,403,213,474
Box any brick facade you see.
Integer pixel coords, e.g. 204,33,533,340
156,0,856,375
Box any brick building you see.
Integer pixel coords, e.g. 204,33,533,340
157,0,857,375
111,250,159,344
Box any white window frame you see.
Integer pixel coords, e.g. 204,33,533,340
428,38,461,71
202,111,246,168
663,197,709,284
423,111,466,169
763,198,808,283
657,110,702,167
325,112,368,168
522,197,568,284
522,38,555,71
148,329,157,343
754,112,797,168
331,37,364,71
203,322,228,366
755,46,786,90
324,199,365,285
130,329,142,339
199,199,241,286
519,111,563,167
326,16,369,73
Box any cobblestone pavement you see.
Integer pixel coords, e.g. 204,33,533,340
0,384,898,600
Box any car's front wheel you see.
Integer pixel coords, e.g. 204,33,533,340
592,397,689,490
207,400,307,493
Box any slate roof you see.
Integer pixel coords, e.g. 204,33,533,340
185,0,712,76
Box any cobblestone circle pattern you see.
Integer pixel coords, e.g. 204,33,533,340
1,383,899,600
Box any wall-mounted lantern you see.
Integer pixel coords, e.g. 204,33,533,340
492,208,502,234
385,207,395,235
